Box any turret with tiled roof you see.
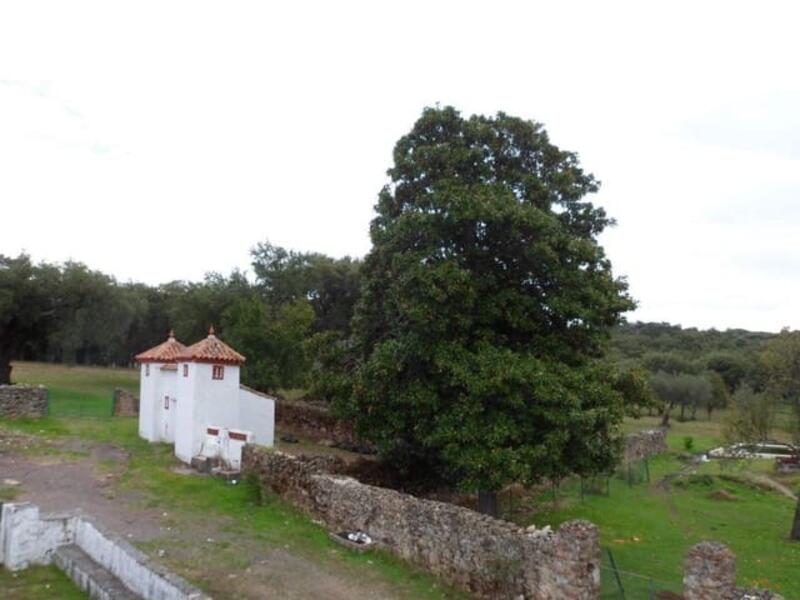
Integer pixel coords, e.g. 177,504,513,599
175,326,246,365
135,330,187,364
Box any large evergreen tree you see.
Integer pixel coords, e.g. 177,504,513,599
344,107,634,511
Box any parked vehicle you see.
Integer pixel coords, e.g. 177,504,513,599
706,442,798,460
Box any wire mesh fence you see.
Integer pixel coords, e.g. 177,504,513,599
46,389,115,418
601,547,682,599
580,457,651,500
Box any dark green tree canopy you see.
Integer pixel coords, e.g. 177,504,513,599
358,107,632,367
251,241,361,334
0,254,59,383
346,106,635,495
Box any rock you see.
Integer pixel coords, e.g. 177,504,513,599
2,478,20,486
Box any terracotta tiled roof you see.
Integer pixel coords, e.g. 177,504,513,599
135,331,187,364
175,326,246,365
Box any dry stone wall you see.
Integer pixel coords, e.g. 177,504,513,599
0,385,48,418
276,399,360,447
683,541,783,600
112,388,139,417
243,447,601,599
623,428,668,463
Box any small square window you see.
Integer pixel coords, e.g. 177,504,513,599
145,364,150,376
212,365,224,380
183,364,188,377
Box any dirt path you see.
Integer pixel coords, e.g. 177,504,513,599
746,473,798,500
0,435,437,600
0,443,165,540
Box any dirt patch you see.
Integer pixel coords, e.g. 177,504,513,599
708,489,738,502
0,441,164,541
0,431,447,599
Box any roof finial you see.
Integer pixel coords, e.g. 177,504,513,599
209,325,216,337
168,329,175,339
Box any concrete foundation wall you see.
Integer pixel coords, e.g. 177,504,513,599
0,503,77,569
75,518,208,600
0,502,209,600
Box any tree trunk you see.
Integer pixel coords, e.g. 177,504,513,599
0,357,11,385
791,497,800,541
477,490,498,517
661,403,672,427
680,403,686,421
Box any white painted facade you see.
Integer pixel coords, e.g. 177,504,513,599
138,363,178,443
0,502,210,599
137,332,275,468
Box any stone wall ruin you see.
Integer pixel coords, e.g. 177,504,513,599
112,387,139,417
0,385,48,418
275,398,362,448
242,446,601,600
683,541,783,600
623,428,668,463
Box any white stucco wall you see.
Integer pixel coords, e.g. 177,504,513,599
193,363,240,458
174,361,196,463
75,519,209,600
163,360,275,464
0,502,209,599
238,387,275,447
138,363,160,442
154,370,178,443
0,503,77,570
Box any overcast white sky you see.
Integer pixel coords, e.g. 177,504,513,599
1,1,799,332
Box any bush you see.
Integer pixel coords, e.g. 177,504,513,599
683,436,695,451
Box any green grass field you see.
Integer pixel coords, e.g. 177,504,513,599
524,416,800,598
11,361,138,417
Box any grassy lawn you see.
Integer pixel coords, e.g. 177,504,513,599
523,416,800,598
6,361,799,598
0,565,86,599
11,361,138,417
2,362,463,599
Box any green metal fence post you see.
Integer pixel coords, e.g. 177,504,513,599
605,547,625,599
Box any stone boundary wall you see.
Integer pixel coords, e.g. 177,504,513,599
623,428,668,463
0,502,209,599
683,541,782,600
0,385,48,418
112,388,139,417
242,447,601,599
275,398,360,447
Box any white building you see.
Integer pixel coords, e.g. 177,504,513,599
135,327,275,468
